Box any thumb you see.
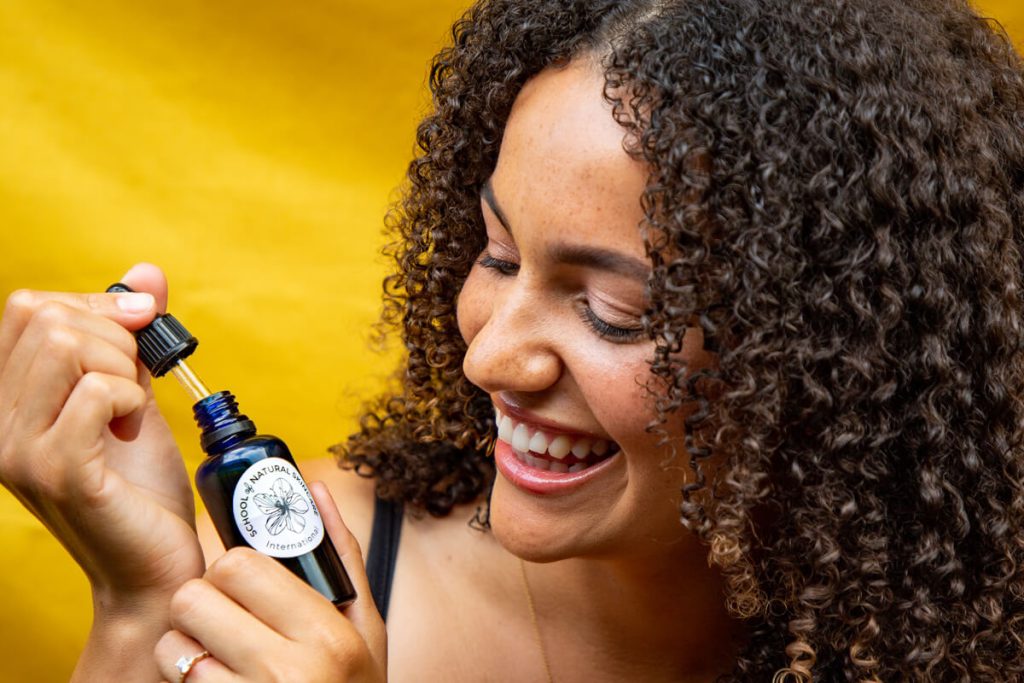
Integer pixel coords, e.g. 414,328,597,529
309,481,386,644
118,262,169,315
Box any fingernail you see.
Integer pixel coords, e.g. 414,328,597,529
116,292,154,313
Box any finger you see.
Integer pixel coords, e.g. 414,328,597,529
204,547,356,643
50,372,147,452
118,262,169,315
0,287,157,366
169,578,284,677
107,361,152,442
309,481,384,638
155,629,240,683
0,298,142,393
3,330,139,436
0,372,140,519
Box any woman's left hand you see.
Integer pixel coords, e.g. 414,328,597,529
154,481,386,682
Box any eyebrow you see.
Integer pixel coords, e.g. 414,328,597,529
481,179,512,234
480,178,651,281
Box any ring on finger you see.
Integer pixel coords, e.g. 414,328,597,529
175,650,210,682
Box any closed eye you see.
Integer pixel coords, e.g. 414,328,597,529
477,252,519,276
478,250,645,344
577,305,645,343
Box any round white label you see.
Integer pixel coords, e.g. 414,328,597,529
232,457,325,558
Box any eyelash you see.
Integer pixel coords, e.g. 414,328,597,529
477,253,519,276
476,253,646,343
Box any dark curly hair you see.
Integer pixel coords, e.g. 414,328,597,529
331,0,1024,679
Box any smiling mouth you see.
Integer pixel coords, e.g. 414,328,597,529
494,406,621,473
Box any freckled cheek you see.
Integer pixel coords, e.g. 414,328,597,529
592,327,715,440
587,365,692,499
580,354,660,453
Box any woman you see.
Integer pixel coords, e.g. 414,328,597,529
3,0,1024,680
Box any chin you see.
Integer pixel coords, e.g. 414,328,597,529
491,517,581,563
487,477,616,562
487,473,694,566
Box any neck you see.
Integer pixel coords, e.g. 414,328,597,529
522,537,739,681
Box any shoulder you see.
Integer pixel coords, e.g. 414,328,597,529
299,456,379,551
198,456,378,566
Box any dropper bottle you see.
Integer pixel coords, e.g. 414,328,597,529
106,283,357,607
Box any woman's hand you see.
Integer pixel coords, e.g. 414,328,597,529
0,263,205,600
155,481,387,682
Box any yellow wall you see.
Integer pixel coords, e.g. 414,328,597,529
0,2,1020,681
0,2,468,680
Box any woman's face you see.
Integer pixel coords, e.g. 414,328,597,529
457,57,711,562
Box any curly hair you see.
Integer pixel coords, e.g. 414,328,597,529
331,0,1024,678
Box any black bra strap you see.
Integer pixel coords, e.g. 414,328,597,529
365,495,404,622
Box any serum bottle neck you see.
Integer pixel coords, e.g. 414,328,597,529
193,391,257,455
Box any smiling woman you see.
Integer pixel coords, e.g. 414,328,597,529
3,0,1024,682
336,0,1024,679
458,59,714,574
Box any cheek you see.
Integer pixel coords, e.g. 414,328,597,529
581,327,711,458
577,348,658,446
610,379,655,445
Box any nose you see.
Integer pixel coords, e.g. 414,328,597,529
460,278,563,396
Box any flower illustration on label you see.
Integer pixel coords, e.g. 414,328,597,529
232,457,325,559
254,478,308,535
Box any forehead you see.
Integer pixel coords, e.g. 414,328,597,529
491,58,648,251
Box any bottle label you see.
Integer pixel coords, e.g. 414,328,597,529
232,457,325,559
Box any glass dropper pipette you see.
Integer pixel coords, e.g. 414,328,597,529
169,358,212,402
105,283,213,401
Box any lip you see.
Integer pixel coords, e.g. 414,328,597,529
494,394,607,441
494,439,620,496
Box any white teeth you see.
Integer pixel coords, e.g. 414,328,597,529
528,430,549,454
498,415,514,443
512,424,531,452
571,438,592,459
493,405,615,465
547,435,572,460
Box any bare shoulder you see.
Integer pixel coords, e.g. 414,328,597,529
299,456,378,551
197,456,378,566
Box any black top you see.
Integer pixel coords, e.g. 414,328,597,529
365,495,404,622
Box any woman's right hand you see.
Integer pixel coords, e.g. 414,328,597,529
0,263,205,604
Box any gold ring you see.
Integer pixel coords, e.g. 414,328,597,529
175,650,210,682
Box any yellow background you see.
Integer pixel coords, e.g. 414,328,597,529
0,2,1020,681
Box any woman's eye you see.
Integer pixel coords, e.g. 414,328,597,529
477,251,643,343
579,306,645,343
477,253,519,276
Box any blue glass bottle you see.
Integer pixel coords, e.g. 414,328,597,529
104,283,356,608
192,391,357,607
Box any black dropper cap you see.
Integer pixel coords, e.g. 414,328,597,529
106,283,198,377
